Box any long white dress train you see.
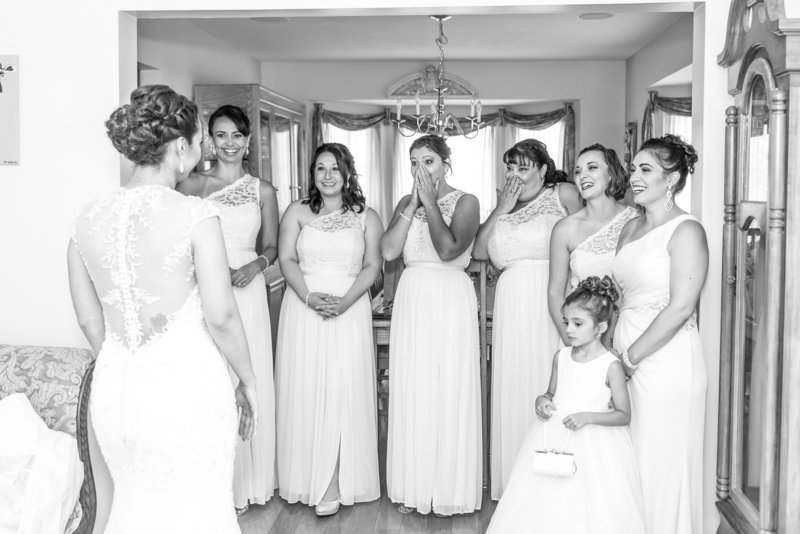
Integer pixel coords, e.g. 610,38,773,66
208,175,276,508
387,190,482,515
275,208,380,506
487,348,646,534
72,186,240,533
613,214,707,534
486,185,567,500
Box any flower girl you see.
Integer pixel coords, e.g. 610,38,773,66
487,276,646,533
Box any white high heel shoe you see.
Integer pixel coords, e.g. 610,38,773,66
315,499,340,517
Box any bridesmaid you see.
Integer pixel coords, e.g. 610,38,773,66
548,143,638,344
178,104,278,514
472,138,580,500
275,143,382,516
382,135,482,516
613,134,708,534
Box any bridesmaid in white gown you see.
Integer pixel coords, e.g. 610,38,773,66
275,143,382,517
179,105,279,514
613,135,708,534
548,143,638,344
473,139,581,500
382,135,482,516
67,85,257,533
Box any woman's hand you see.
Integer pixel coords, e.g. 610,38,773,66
315,295,352,320
415,166,438,208
495,177,522,216
305,292,333,311
407,177,421,212
231,262,261,289
563,412,592,431
535,395,556,421
235,383,258,441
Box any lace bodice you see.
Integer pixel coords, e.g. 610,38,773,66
402,190,474,269
71,186,219,350
569,206,639,289
297,209,367,277
487,186,566,269
613,214,698,329
552,348,618,415
206,175,261,251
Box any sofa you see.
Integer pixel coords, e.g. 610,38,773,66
0,344,96,534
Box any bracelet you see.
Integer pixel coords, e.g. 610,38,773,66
399,212,412,222
304,292,311,307
257,255,270,271
621,350,638,369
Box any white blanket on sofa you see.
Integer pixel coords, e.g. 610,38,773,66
0,393,83,534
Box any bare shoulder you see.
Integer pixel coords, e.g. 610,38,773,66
454,192,480,214
258,179,277,198
364,207,383,228
670,216,708,250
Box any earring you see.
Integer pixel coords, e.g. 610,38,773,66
664,189,674,211
245,146,250,157
179,155,185,175
211,146,217,157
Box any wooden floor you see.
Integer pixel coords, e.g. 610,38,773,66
237,420,497,533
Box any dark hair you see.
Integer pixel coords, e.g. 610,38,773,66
304,143,366,214
503,138,558,188
638,134,698,195
552,169,570,184
208,104,251,137
105,84,199,166
563,275,619,325
577,143,629,201
409,135,453,174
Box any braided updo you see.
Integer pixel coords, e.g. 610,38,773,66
639,134,699,195
563,275,619,325
105,85,199,166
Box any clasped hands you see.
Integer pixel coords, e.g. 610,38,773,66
535,395,591,431
306,292,349,320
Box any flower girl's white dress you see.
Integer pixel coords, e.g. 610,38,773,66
487,347,646,534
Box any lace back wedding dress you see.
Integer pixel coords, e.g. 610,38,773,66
71,185,240,533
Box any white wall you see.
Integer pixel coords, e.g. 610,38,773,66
262,59,627,157
138,19,261,98
626,13,694,125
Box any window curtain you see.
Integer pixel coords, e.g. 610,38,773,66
641,90,692,143
312,102,576,223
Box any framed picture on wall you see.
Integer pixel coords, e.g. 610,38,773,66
623,121,637,169
0,55,19,165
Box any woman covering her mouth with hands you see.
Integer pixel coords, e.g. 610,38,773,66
472,138,581,500
381,134,482,517
274,143,382,517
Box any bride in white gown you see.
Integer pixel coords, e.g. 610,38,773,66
67,85,257,534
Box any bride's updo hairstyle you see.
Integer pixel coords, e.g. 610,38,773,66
638,134,699,195
563,275,619,325
105,84,199,167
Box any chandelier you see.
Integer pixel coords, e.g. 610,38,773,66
392,16,484,139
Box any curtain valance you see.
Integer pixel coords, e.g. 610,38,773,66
641,91,692,143
312,102,575,172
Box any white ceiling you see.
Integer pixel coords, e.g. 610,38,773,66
182,10,691,63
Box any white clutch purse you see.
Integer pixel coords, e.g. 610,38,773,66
531,417,577,477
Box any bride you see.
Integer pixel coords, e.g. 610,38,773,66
67,85,257,534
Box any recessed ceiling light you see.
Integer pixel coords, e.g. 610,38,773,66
249,17,290,24
578,13,614,20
